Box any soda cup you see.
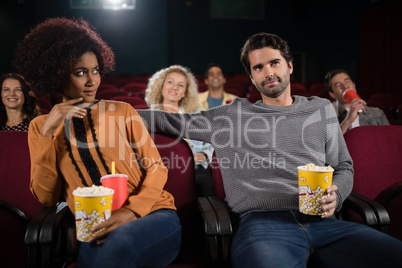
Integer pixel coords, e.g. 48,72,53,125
101,174,128,211
343,89,363,113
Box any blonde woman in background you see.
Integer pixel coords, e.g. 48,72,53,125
145,65,199,113
145,65,214,196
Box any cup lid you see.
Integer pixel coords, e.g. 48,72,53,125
342,88,356,94
100,174,129,181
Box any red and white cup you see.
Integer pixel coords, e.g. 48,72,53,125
342,89,363,113
101,174,128,211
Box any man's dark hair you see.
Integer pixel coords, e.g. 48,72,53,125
324,69,351,92
204,63,223,79
240,33,293,76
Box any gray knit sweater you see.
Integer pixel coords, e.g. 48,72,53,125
138,96,353,214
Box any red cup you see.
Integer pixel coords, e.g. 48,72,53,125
343,89,363,113
342,88,361,104
101,174,128,211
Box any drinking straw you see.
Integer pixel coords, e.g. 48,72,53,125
111,161,115,174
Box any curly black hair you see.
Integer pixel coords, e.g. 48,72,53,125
13,17,115,96
0,73,38,125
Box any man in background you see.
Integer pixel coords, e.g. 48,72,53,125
325,69,389,134
199,63,238,110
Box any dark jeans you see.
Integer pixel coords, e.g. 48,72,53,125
78,209,181,268
231,210,402,268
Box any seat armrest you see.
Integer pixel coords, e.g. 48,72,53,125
25,206,56,268
25,206,55,245
376,181,402,206
342,194,378,228
39,203,75,268
350,192,390,232
197,196,233,236
39,203,73,244
206,196,232,236
206,196,233,268
197,196,233,268
0,200,30,226
197,197,220,235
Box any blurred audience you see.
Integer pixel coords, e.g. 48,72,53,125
199,63,238,109
0,73,38,131
325,69,389,134
145,65,214,196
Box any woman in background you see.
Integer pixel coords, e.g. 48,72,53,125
0,73,38,131
145,65,214,196
14,17,180,268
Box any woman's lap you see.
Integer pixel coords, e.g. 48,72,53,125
78,209,181,268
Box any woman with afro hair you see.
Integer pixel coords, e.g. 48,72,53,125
14,17,181,267
0,73,38,131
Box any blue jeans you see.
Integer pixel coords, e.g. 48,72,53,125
231,210,402,268
77,209,181,268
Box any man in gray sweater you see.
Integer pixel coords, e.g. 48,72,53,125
138,33,402,267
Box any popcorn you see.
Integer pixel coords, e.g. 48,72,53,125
72,185,114,196
298,163,334,216
298,163,334,172
100,197,106,206
73,185,114,242
75,209,107,241
299,185,326,215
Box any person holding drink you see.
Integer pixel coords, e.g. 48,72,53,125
14,17,181,267
325,69,389,134
138,32,402,267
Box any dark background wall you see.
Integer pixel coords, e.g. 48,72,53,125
1,0,401,98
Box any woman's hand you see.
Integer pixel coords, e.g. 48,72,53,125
39,98,87,137
320,185,338,218
89,207,138,245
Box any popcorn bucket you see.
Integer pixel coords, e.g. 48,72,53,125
298,166,333,216
73,186,114,242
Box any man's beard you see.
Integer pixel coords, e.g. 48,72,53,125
256,74,290,98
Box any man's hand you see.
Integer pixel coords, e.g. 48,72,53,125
194,152,207,163
348,98,366,119
345,98,367,124
340,99,367,133
89,207,138,245
320,185,338,218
